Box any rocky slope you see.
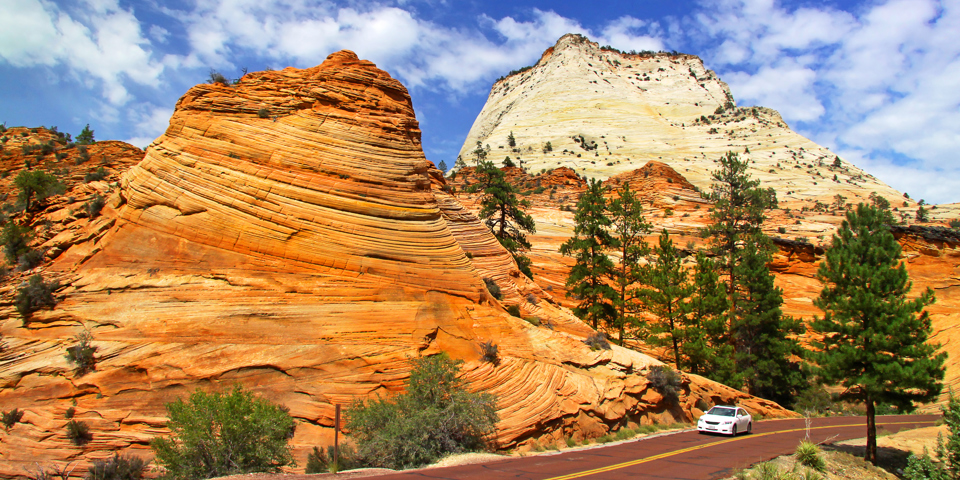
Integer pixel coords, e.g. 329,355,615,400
0,53,792,475
456,33,925,220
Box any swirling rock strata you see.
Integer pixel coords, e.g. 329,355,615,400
0,52,790,476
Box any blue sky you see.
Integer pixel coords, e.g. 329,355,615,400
2,0,958,203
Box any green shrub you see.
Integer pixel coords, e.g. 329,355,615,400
15,274,59,317
304,444,360,474
65,407,75,419
14,169,65,210
506,304,521,318
795,440,825,471
84,167,107,183
86,453,148,480
565,437,575,448
346,353,498,470
1,221,33,265
584,332,611,350
2,408,23,429
257,108,270,119
84,194,105,219
647,365,681,403
151,385,295,479
905,448,948,480
65,330,97,376
483,278,502,300
76,124,95,145
66,419,92,445
480,340,499,364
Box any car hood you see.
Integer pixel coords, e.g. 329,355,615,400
698,413,737,422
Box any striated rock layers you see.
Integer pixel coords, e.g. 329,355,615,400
0,52,791,475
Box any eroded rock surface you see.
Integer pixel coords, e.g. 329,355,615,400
0,53,791,476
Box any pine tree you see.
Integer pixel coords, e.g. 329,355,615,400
14,170,65,211
607,183,651,345
76,124,95,145
641,230,693,369
468,159,536,278
812,203,946,464
437,160,448,172
733,234,806,406
685,252,733,380
472,141,487,165
507,131,516,148
560,178,616,329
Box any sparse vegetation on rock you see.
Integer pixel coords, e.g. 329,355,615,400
15,274,59,317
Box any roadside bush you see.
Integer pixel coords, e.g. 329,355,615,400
65,330,97,376
483,277,502,300
2,408,23,429
793,384,834,416
795,441,825,471
583,332,611,351
647,365,681,403
304,444,360,474
905,448,947,480
15,274,59,317
86,454,148,480
346,353,498,470
66,419,92,445
151,385,294,479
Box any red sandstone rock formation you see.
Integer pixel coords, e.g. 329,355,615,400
0,53,791,476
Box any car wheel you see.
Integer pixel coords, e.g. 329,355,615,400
747,422,752,434
731,425,737,436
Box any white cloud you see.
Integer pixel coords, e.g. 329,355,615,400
724,60,823,121
0,0,164,106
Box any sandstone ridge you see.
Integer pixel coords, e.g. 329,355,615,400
0,53,791,475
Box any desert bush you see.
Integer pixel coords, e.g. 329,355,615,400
15,274,59,317
795,441,825,471
505,304,521,318
14,169,65,210
208,70,229,85
483,278,502,300
647,365,681,403
2,408,24,429
583,332,611,351
346,353,498,470
257,108,270,119
86,454,148,480
65,330,97,376
66,420,92,445
84,194,105,219
17,249,44,271
151,385,295,479
84,167,107,183
304,444,360,474
65,407,75,419
480,340,499,364
1,221,33,265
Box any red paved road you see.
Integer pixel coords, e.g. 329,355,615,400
365,415,939,480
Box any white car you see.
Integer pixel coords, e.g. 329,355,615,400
697,405,752,436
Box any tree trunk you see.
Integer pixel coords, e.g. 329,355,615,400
865,395,877,464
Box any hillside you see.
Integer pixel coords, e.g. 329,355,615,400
0,53,792,476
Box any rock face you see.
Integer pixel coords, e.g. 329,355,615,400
457,34,911,215
0,53,792,476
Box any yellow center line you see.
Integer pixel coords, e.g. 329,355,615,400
542,420,937,480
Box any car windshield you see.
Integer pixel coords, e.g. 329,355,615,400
707,407,736,417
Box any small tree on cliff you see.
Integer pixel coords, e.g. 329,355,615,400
437,160,448,172
812,203,946,465
14,169,65,211
561,178,616,330
76,124,95,145
468,158,536,278
607,183,651,344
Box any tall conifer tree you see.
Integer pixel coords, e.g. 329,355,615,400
561,178,616,329
468,159,536,278
641,230,693,369
813,203,946,465
607,183,651,345
686,252,733,380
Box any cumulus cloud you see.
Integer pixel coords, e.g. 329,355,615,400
693,0,960,203
0,0,164,106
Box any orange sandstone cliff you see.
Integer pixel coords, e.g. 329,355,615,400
0,52,791,475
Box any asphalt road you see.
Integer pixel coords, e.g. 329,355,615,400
366,415,939,480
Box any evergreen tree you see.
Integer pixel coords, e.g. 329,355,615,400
76,124,95,145
503,156,515,168
812,203,946,464
471,141,487,165
685,252,732,380
607,183,651,345
468,159,536,278
641,230,693,369
560,178,616,329
507,131,516,148
437,160,448,172
14,170,65,211
732,234,806,406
